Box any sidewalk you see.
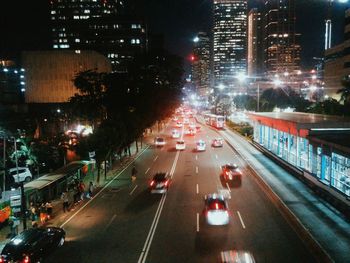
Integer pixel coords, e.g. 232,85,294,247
0,141,152,251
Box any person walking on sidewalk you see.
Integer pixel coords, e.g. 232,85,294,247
87,181,94,199
131,165,138,182
45,201,53,219
61,190,69,213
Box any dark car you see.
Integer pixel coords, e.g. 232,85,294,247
221,164,242,181
150,173,170,193
0,227,65,263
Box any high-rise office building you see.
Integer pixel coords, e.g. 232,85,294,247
213,0,247,87
192,32,211,96
264,0,301,75
50,0,146,72
247,8,263,77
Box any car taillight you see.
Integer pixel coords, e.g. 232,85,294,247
150,180,155,186
22,255,30,263
0,256,4,263
164,180,169,186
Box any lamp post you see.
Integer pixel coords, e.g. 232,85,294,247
325,0,349,50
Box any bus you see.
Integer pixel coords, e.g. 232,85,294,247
204,113,225,129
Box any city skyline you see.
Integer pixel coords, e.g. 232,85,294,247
0,0,347,69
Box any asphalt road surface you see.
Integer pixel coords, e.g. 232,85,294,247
46,118,317,263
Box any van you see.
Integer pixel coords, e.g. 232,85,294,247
8,167,33,183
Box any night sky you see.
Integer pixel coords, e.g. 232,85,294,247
0,0,347,68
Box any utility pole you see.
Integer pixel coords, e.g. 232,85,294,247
257,83,260,112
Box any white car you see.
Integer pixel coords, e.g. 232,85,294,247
155,137,166,147
172,130,180,139
196,140,206,151
175,140,186,150
183,118,189,125
8,167,33,183
212,138,224,147
175,122,183,128
203,193,230,226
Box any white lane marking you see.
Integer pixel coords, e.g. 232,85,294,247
129,185,138,195
197,213,200,232
145,167,150,174
104,214,117,231
197,213,199,232
215,154,218,159
196,184,199,194
196,166,198,174
195,155,198,160
226,183,231,192
153,155,158,162
138,147,181,263
237,211,246,229
60,146,150,228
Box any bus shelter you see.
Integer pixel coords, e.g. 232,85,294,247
247,112,350,200
24,161,94,205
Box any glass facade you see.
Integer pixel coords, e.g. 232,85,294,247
253,122,350,197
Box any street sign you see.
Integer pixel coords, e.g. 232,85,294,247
11,207,21,213
10,195,21,207
89,151,96,158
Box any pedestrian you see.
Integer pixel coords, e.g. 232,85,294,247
88,181,94,198
61,190,69,213
131,165,137,182
45,201,53,219
79,180,85,201
39,203,47,224
30,203,38,227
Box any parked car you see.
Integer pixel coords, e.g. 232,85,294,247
8,167,33,183
0,227,65,263
172,129,180,139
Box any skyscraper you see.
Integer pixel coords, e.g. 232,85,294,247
264,0,301,75
213,0,247,87
247,8,263,77
50,0,146,72
192,32,211,96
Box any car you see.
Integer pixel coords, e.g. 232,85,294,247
0,227,65,263
183,118,190,125
185,128,196,136
196,140,206,151
154,137,166,147
219,250,256,263
175,121,183,128
212,138,224,147
203,193,230,226
195,126,201,132
189,123,196,129
150,173,170,194
8,167,33,183
221,164,242,181
172,129,180,139
172,116,178,122
175,140,186,150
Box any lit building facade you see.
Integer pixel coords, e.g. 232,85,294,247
50,0,146,72
192,32,211,96
264,0,301,76
213,0,247,87
247,8,263,77
324,8,350,100
22,51,111,103
0,60,25,105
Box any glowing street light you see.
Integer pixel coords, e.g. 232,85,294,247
218,84,225,90
273,78,282,87
236,73,247,83
193,36,199,43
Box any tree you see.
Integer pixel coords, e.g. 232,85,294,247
338,76,350,104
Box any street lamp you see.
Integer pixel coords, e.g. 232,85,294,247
273,78,283,87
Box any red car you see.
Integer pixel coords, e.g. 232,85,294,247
221,164,242,181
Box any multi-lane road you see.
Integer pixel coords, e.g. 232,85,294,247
46,117,317,263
